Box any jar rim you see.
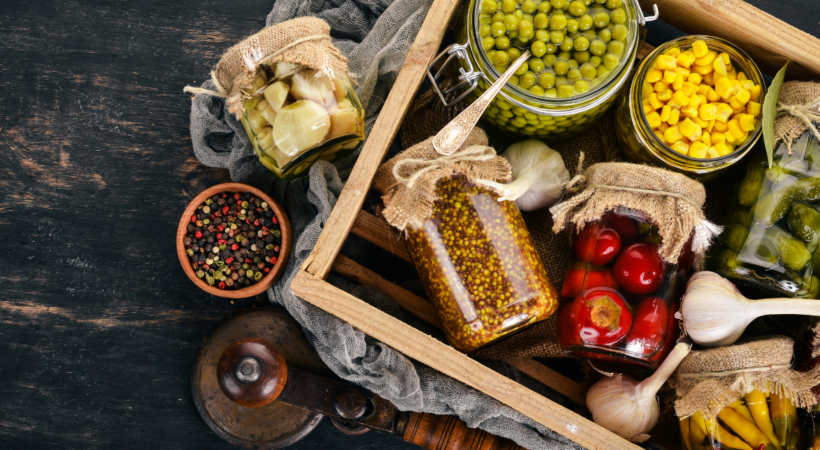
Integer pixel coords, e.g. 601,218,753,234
629,35,767,165
469,0,640,114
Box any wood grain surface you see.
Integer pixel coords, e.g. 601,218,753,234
0,1,818,449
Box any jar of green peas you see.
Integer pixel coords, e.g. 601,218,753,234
434,0,655,139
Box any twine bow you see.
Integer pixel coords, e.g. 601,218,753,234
778,98,820,144
392,145,497,189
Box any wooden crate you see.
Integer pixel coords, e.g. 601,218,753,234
290,0,820,447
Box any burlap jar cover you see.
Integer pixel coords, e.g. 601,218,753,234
672,336,820,419
773,81,820,152
184,17,348,119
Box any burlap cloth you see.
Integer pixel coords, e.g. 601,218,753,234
773,81,820,152
185,17,348,119
671,336,820,419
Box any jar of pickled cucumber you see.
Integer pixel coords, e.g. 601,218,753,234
240,62,365,180
440,0,651,139
714,132,820,299
615,35,766,181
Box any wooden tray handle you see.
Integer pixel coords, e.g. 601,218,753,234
397,411,524,450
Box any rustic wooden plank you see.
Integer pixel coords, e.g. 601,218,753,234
638,0,820,79
291,271,641,450
351,210,413,264
503,358,587,408
301,0,462,279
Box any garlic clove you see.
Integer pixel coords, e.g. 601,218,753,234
246,109,268,135
256,127,274,150
327,108,360,140
289,70,335,107
274,62,300,79
264,81,291,113
272,100,331,157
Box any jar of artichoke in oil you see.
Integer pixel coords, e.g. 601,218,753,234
439,0,651,140
406,173,558,352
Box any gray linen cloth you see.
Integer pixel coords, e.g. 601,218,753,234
188,1,578,448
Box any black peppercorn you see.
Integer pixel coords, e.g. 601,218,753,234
205,244,213,253
206,236,214,244
183,237,192,246
187,224,195,233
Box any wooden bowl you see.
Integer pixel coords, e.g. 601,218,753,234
177,183,292,299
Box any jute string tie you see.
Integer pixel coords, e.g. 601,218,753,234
778,99,820,148
392,145,497,189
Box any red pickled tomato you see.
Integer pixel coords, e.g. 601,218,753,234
624,297,669,356
573,224,622,266
613,243,666,295
567,288,632,346
561,266,619,298
602,210,639,244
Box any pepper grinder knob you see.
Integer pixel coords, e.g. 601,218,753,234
217,338,288,408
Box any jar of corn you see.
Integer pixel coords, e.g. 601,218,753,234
431,0,655,140
615,35,766,181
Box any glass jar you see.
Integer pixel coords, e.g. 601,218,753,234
240,62,365,180
615,35,766,181
405,173,559,353
440,0,646,140
713,131,820,299
556,207,690,369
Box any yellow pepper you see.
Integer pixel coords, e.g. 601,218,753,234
718,406,772,449
746,390,781,450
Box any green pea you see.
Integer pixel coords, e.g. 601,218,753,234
533,13,549,29
598,28,611,42
594,0,606,4
529,57,545,72
486,50,497,61
574,50,590,63
514,61,529,75
556,76,569,86
537,1,552,13
518,20,534,38
500,0,515,13
543,53,557,66
589,39,607,56
528,85,545,96
603,53,619,69
520,71,536,88
611,24,628,41
508,47,522,60
549,14,567,31
573,35,589,51
559,36,574,52
538,72,556,89
567,68,582,81
493,64,508,74
493,50,510,66
554,59,569,75
543,88,557,98
508,75,520,86
544,42,558,54
549,30,565,44
481,0,499,14
479,24,492,37
522,14,534,24
491,21,506,36
530,40,547,57
568,0,586,16
550,0,566,8
504,14,519,30
607,39,624,56
515,36,530,46
557,84,575,97
582,30,598,41
558,51,572,60
596,64,611,77
496,35,511,49
508,30,518,40
574,80,590,93
479,12,492,24
605,0,622,7
514,10,523,19
580,62,597,78
491,12,505,22
521,0,537,13
610,8,626,24
578,14,593,30
535,29,549,41
567,30,580,39
589,55,602,67
482,36,496,51
593,11,610,28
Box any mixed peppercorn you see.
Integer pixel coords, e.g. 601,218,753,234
183,192,282,290
406,174,558,353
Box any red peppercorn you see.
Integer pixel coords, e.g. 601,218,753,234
234,193,241,201
218,239,227,246
261,228,270,236
217,225,224,232
222,206,230,215
270,257,277,265
222,193,228,198
218,281,226,290
263,267,271,274
203,264,210,270
231,243,239,251
195,231,203,239
216,233,222,240
250,197,256,202
244,258,252,264
228,230,235,237
274,246,280,253
191,215,197,223
225,257,234,265
272,216,278,225
253,219,260,227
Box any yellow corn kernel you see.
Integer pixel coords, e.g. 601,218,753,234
733,105,747,116
695,51,716,66
687,73,703,85
715,77,736,99
654,129,666,143
676,66,691,78
693,63,713,75
672,90,691,107
668,108,681,125
646,69,663,83
670,140,689,155
676,52,695,69
713,58,727,75
681,136,691,145
655,54,678,71
738,114,756,132
733,88,751,105
681,82,697,97
660,105,672,122
697,84,711,96
715,142,733,156
642,99,654,113
680,118,696,137
689,141,709,158
715,103,734,122
747,101,761,117
714,120,729,132
649,93,664,110
682,105,699,119
707,119,716,133
654,81,669,93
702,131,712,147
692,40,709,58
698,94,708,104
665,70,679,85
741,80,755,90
737,71,747,81
646,111,662,129
689,93,702,109
707,87,721,102
665,125,683,143
658,89,673,102
641,81,654,99
728,119,745,140
703,71,714,86
718,52,731,65
664,47,681,57
750,85,762,101
658,122,670,132
712,131,726,145
706,147,720,158
727,70,737,81
724,128,736,143
692,115,708,128
699,103,717,121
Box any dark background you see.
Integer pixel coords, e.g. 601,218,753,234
0,1,817,449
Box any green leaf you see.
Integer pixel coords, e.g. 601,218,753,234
763,61,789,168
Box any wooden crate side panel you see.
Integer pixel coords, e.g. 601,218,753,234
291,271,640,450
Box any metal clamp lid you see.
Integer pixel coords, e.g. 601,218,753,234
426,43,480,108
637,2,659,26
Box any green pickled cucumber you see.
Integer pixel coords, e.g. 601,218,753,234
734,208,754,227
754,176,820,226
714,249,740,276
721,223,749,252
738,162,766,207
787,203,820,253
772,227,812,271
805,276,820,299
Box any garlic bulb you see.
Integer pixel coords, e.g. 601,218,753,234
681,271,820,347
496,140,570,211
587,342,691,442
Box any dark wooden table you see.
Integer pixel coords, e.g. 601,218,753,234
1,1,818,449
